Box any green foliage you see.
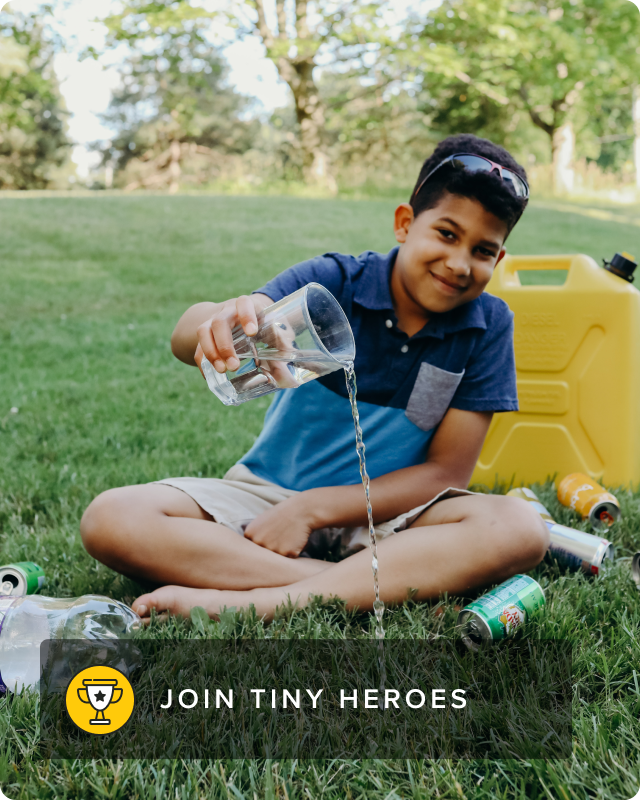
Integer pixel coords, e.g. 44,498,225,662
82,0,640,194
409,0,640,164
1,195,640,795
198,0,392,189
92,0,404,192
581,86,636,174
262,72,431,190
318,70,434,191
0,7,72,189
94,0,258,190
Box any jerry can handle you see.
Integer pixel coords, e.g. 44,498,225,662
501,255,575,276
493,254,597,290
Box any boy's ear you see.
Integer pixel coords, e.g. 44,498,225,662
394,203,414,243
496,248,507,264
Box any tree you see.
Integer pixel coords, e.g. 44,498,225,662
0,34,27,77
0,6,71,189
96,0,419,193
408,0,640,194
95,0,258,192
219,0,391,192
318,68,434,192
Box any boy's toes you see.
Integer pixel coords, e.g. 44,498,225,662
133,585,215,621
133,586,180,619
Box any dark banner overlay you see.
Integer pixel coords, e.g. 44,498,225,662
40,639,571,759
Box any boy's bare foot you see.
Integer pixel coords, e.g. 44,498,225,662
132,585,287,623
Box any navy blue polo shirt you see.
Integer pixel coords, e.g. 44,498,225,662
239,247,518,491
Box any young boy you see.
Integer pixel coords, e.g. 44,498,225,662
81,133,549,622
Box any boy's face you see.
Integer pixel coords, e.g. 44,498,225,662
392,193,508,316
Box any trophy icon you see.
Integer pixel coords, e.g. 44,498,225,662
77,677,123,725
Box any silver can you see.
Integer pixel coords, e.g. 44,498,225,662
546,523,614,576
508,487,614,575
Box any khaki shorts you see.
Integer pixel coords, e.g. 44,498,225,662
155,464,473,560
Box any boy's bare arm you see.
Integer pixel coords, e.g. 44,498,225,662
171,302,217,365
244,407,493,556
310,407,493,527
171,294,273,367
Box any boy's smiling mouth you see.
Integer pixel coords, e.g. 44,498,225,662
430,271,467,295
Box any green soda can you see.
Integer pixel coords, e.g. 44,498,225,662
0,562,46,597
457,574,545,651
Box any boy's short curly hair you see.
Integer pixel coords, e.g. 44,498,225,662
410,134,529,238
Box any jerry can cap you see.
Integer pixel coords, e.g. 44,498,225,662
603,252,637,283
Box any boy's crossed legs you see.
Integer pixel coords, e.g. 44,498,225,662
81,485,549,622
81,484,330,593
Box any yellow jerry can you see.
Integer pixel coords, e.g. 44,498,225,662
471,253,640,489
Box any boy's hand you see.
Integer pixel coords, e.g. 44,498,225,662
244,495,315,557
194,293,272,374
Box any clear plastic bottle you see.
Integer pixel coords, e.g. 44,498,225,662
0,594,141,693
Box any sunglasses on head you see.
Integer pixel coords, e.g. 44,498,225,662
413,153,530,200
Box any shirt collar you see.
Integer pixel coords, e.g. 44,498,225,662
353,246,488,339
416,295,487,340
352,247,398,311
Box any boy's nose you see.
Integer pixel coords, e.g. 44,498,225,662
444,254,471,277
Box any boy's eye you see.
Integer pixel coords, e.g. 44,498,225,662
477,247,496,258
439,229,455,239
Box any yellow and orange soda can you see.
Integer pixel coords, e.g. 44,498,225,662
557,473,621,532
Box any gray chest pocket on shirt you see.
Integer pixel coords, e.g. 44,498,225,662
405,362,465,431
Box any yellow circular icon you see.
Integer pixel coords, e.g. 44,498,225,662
65,666,135,735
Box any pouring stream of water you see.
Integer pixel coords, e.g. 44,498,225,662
344,362,385,640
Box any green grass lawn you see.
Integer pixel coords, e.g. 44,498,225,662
1,194,640,799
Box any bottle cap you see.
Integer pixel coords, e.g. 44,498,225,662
603,252,637,283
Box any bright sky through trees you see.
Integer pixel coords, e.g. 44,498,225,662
5,0,440,177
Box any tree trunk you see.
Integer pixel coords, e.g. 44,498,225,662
252,0,337,194
168,139,181,194
520,86,575,196
551,121,575,195
291,61,337,193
